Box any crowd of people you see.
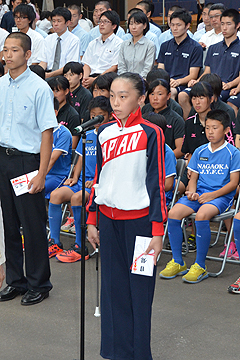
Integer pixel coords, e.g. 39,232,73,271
1,0,240,359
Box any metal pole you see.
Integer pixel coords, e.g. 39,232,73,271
80,132,86,360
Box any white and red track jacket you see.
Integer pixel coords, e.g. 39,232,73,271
86,107,167,236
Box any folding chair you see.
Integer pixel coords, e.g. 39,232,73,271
182,188,240,277
158,158,186,261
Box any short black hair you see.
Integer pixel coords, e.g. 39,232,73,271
148,78,171,95
136,1,154,16
206,109,230,129
54,97,59,111
68,4,81,15
14,4,36,27
63,61,83,75
128,7,143,16
221,9,240,27
51,7,71,22
48,76,70,103
200,73,222,98
100,10,119,33
40,10,52,20
92,72,118,92
48,76,69,91
30,64,45,80
142,112,167,133
95,1,111,10
203,3,214,10
209,3,226,14
170,8,192,25
146,69,170,85
128,11,149,35
88,95,112,114
6,32,31,53
0,62,4,77
190,81,213,99
169,5,182,12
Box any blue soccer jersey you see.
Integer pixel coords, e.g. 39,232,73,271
188,141,240,200
75,129,97,182
48,124,72,177
165,144,177,205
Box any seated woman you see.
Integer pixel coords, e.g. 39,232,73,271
118,11,155,79
142,78,185,159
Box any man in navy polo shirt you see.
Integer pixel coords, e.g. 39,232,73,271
157,9,203,100
180,9,240,119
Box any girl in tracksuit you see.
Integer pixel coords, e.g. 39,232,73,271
87,72,167,360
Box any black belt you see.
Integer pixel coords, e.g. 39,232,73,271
0,146,33,156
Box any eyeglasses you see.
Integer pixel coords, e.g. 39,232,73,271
14,16,28,20
98,19,111,25
209,14,221,19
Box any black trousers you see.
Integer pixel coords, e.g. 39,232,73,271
99,213,156,360
0,151,52,292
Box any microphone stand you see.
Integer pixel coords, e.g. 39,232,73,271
79,132,87,360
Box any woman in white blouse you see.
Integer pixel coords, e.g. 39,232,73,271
118,11,155,79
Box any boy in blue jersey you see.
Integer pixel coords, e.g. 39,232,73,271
45,98,72,198
48,96,112,262
160,109,240,283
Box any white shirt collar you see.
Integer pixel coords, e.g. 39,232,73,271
208,140,227,152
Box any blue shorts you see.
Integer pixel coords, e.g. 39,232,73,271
65,179,92,194
227,92,240,108
45,174,66,199
177,195,233,215
176,85,187,94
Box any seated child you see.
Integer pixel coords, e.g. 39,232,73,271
48,96,112,262
48,76,80,149
45,98,72,199
81,72,116,123
160,109,240,283
63,61,92,122
142,112,176,207
142,79,185,159
91,72,118,98
145,68,183,117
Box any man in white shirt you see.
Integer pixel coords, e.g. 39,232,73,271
82,10,122,89
68,4,90,59
199,3,225,49
39,7,80,79
13,3,44,65
89,1,125,40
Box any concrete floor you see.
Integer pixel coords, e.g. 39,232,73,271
0,232,240,360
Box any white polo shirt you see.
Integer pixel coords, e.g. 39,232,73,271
26,27,44,65
40,29,80,70
82,33,122,74
0,27,9,51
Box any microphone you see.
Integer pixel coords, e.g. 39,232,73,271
74,115,104,134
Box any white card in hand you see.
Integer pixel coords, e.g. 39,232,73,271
131,236,154,277
10,170,38,196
